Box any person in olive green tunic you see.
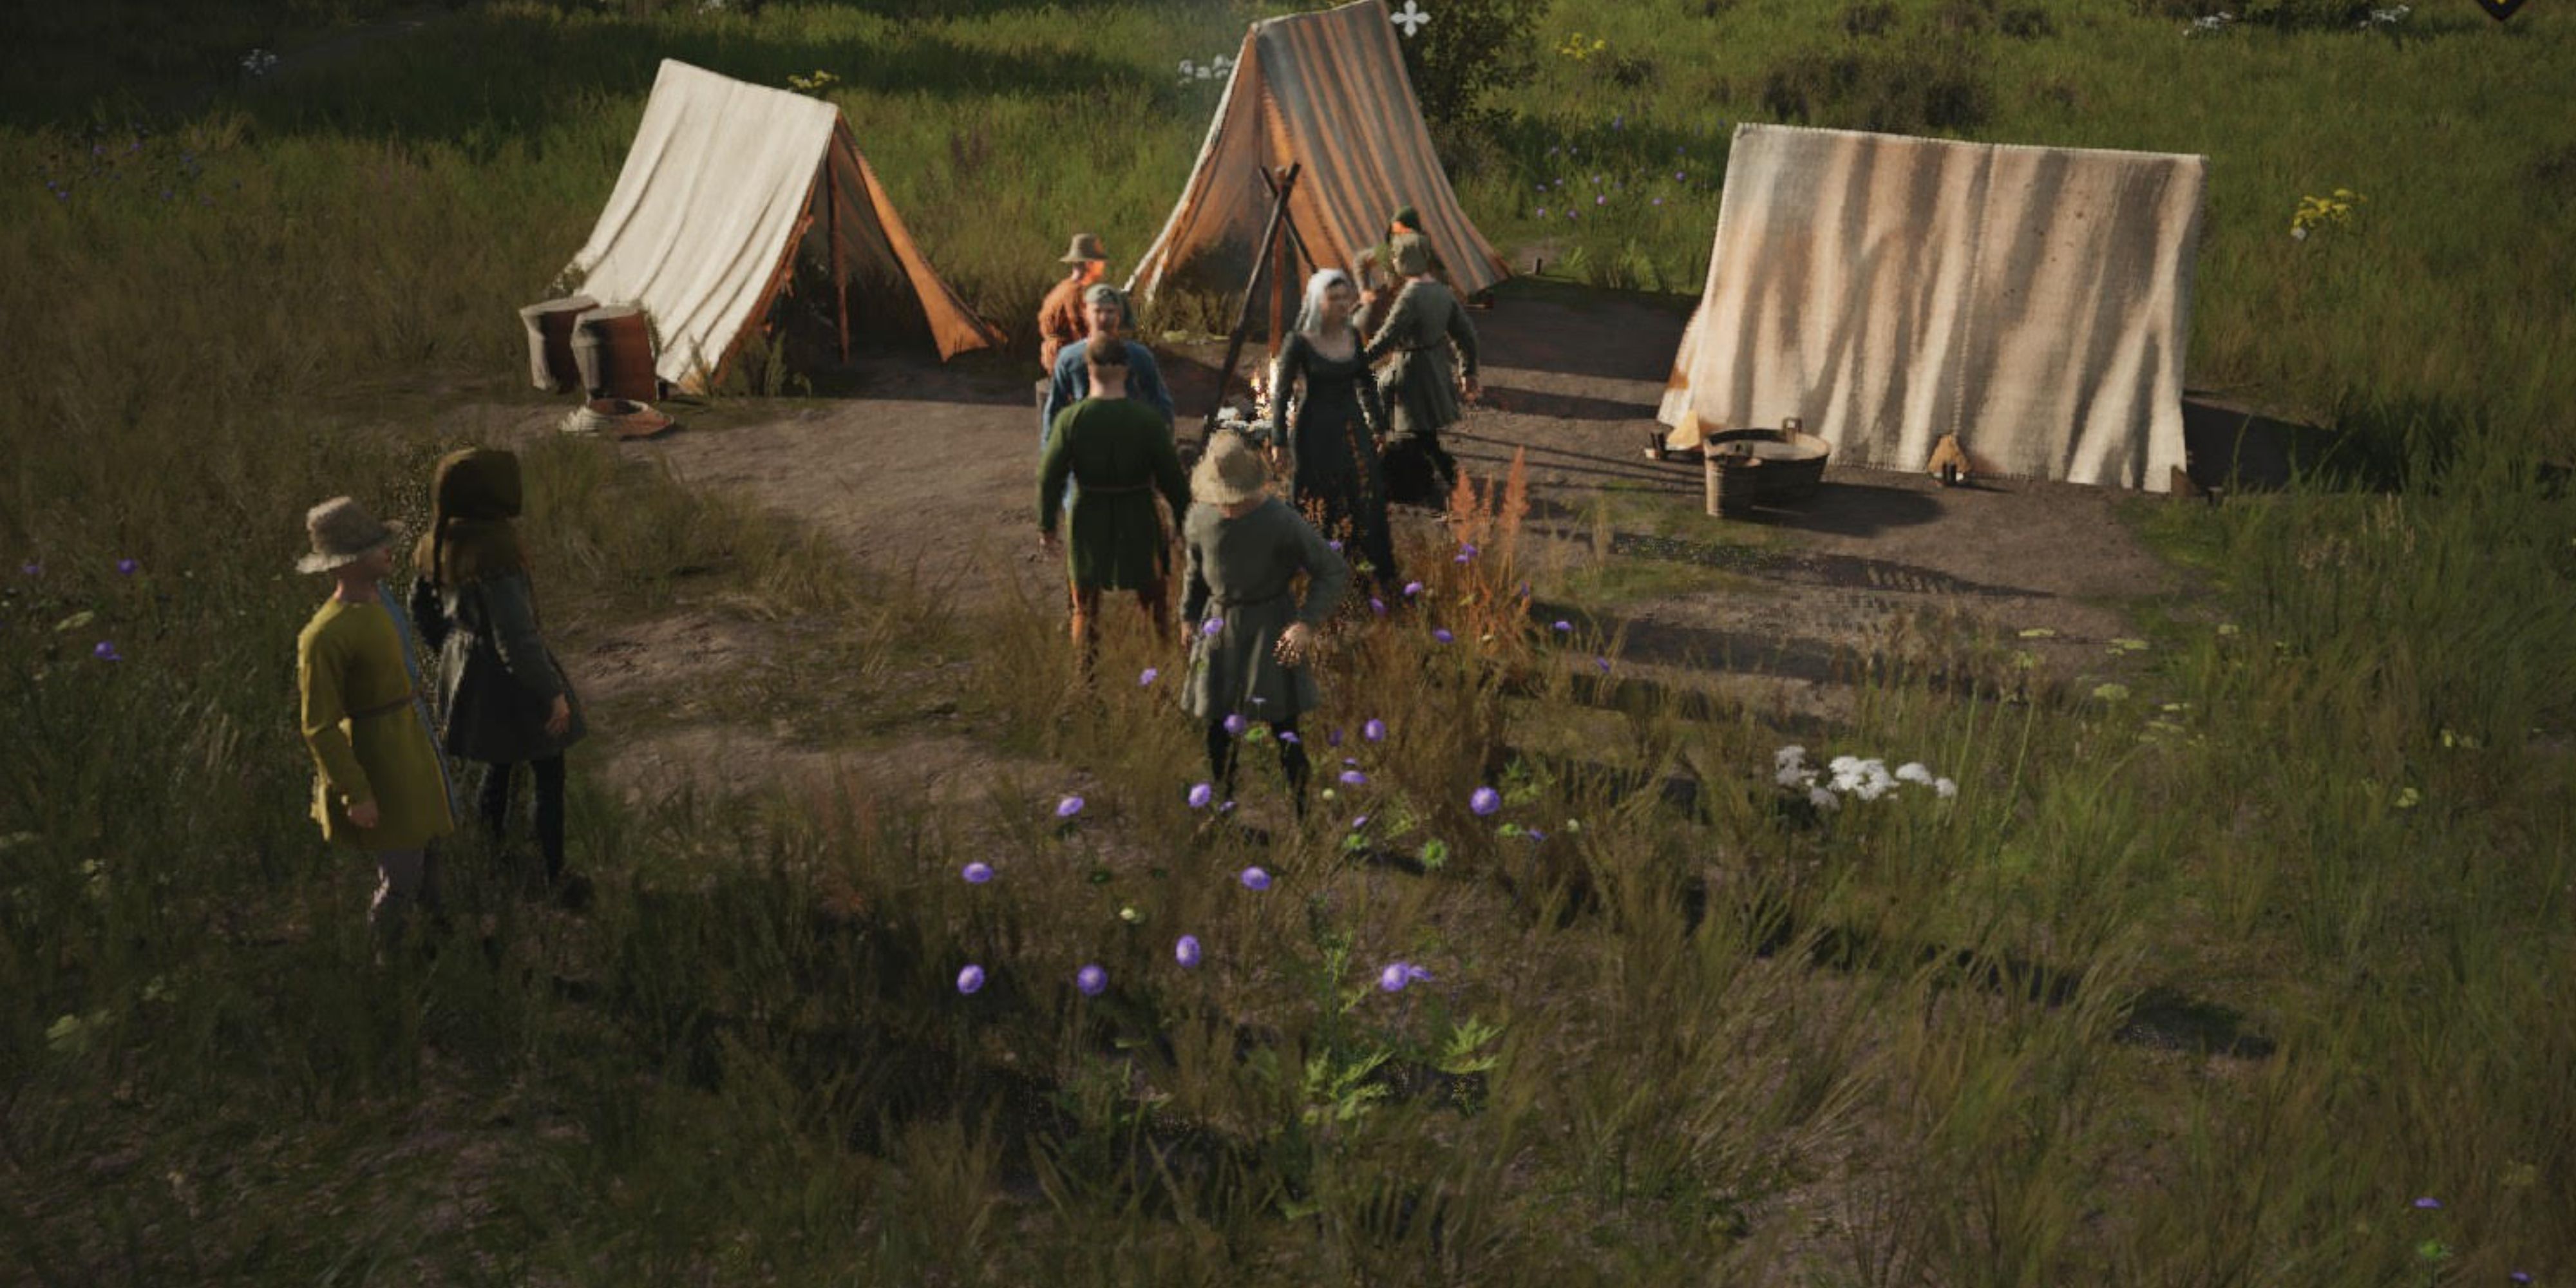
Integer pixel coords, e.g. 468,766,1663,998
1363,232,1481,509
294,497,456,945
1040,338,1191,667
1179,433,1350,816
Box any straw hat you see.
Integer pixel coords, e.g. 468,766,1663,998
1192,431,1270,507
296,497,406,574
1059,232,1109,265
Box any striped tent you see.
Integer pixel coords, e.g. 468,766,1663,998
1125,0,1508,308
1660,124,2206,491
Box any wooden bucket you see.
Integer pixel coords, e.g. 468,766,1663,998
518,295,596,393
1704,444,1762,517
572,305,659,402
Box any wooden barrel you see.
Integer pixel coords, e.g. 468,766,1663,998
518,295,596,392
571,305,659,402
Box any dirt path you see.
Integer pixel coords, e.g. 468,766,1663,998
592,278,2183,762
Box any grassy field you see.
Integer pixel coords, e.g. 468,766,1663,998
5,0,2574,1282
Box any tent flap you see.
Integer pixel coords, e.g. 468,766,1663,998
564,59,999,391
1128,0,1508,306
1659,124,2202,491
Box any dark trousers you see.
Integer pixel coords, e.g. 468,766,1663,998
1382,435,1459,509
1207,717,1311,816
476,756,566,882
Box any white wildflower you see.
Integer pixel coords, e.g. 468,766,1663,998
1807,786,1841,813
1895,762,1934,785
1934,777,1957,799
1776,764,1814,789
1774,744,1808,771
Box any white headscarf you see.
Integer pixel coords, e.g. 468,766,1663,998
1295,268,1356,337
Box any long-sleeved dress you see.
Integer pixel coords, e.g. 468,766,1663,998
1268,331,1400,589
297,595,457,849
1363,279,1479,507
1041,396,1191,591
1179,496,1350,723
412,569,587,766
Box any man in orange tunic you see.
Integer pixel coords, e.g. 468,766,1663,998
1037,232,1108,375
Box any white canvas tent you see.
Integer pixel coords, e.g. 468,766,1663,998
1659,124,2206,491
564,59,1001,393
1126,0,1509,307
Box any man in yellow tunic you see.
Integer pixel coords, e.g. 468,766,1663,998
294,496,455,948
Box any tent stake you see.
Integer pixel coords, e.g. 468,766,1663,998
1203,162,1301,441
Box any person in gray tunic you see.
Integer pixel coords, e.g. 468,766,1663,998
1179,432,1350,816
1361,232,1480,509
408,447,590,908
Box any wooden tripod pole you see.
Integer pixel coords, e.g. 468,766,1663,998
1202,162,1301,440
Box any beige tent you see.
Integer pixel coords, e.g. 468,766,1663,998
564,59,1001,393
1660,124,2206,491
1125,0,1509,307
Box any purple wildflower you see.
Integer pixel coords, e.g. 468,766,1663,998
1363,719,1387,742
1652,197,1663,205
1202,617,1224,638
1139,667,1159,685
92,641,122,662
1458,542,1479,560
956,964,986,994
1278,731,1300,744
18,562,37,576
1056,795,1084,819
1188,782,1215,808
1338,769,1367,786
1327,539,1343,551
1432,629,1454,644
1378,961,1433,992
1352,814,1370,829
1470,786,1501,816
1077,964,1107,996
1595,656,1611,672
1596,194,1607,205
1676,171,1685,180
1536,207,1547,218
1239,866,1271,891
2412,1197,2442,1210
1224,713,1247,737
961,862,994,884
1402,580,1423,597
1175,935,1202,967
1553,620,1573,632
115,558,138,575
1370,596,1387,616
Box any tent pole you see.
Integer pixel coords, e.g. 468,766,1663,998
1256,166,1316,279
827,140,851,365
1202,161,1301,441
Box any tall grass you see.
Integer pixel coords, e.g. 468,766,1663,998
3,0,2573,1282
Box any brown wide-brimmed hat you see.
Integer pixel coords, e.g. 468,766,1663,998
1191,430,1269,507
296,496,406,574
1059,232,1109,265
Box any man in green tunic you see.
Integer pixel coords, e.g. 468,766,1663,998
294,497,457,949
1039,337,1191,670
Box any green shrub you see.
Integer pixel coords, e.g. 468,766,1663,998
1391,0,1546,129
